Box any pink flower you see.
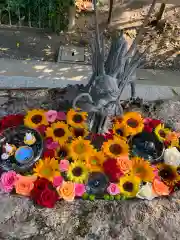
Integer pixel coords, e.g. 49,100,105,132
152,165,161,180
53,176,64,188
107,183,120,195
0,171,17,193
57,112,66,121
45,110,57,123
45,137,59,150
59,159,69,172
75,183,86,197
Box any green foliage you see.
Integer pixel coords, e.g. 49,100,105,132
0,0,74,30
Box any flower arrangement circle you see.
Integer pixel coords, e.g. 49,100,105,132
0,109,180,208
46,122,71,144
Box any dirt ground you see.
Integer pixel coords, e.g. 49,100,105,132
0,1,180,70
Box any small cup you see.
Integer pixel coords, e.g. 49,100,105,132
15,146,34,164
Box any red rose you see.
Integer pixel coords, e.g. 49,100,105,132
144,118,161,133
36,188,59,208
43,149,55,158
0,114,24,132
103,158,123,182
31,178,58,208
36,125,48,136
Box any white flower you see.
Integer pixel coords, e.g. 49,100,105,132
164,147,180,167
1,153,9,160
136,183,158,201
25,133,33,141
4,143,13,153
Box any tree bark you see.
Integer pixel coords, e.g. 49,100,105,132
68,5,76,31
107,0,114,24
156,2,166,22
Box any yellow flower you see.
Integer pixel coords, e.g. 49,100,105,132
67,161,88,183
24,109,48,129
46,122,71,144
69,137,94,161
102,137,129,158
85,150,105,172
112,122,128,139
166,132,180,147
155,124,170,142
55,144,70,160
33,157,60,182
67,108,87,128
131,157,155,182
70,127,89,139
122,112,144,136
118,175,141,198
157,163,179,187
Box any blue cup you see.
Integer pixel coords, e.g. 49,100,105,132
15,146,34,164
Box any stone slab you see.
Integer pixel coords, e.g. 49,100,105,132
57,46,85,63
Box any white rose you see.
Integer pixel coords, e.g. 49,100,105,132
136,183,158,201
164,147,180,167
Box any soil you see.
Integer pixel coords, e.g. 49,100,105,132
0,1,179,70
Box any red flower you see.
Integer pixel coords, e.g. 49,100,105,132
0,114,24,132
36,125,48,136
103,158,123,182
104,129,114,140
43,149,55,158
31,178,58,208
144,118,161,133
36,188,59,208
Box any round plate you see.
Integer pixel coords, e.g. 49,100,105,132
0,125,43,172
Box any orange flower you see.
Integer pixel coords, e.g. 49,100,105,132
117,155,132,173
57,181,75,202
15,175,37,196
152,178,170,196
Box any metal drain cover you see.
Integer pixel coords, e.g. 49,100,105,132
57,46,85,63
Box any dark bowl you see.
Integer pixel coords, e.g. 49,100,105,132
0,125,43,173
130,131,164,164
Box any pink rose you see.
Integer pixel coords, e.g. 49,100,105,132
152,165,161,180
75,183,86,197
107,183,120,196
53,176,64,188
57,112,66,121
45,110,57,123
0,171,17,193
45,137,59,150
59,159,69,172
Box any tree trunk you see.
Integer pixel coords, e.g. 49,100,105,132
156,2,166,22
68,5,76,31
107,0,114,24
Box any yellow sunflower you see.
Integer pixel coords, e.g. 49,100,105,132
85,150,105,172
33,157,60,182
70,127,89,139
46,122,71,144
131,157,155,182
55,144,70,160
67,161,88,183
157,163,180,186
166,132,180,148
102,137,129,158
112,122,128,139
154,124,170,142
67,108,87,128
69,137,94,161
122,112,144,136
118,175,141,198
24,109,48,129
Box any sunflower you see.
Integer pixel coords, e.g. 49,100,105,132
85,150,105,172
55,144,70,160
118,175,141,198
67,161,88,183
121,112,144,136
165,132,180,148
33,157,60,182
24,109,48,129
69,137,94,161
46,122,71,144
112,122,128,139
157,163,180,186
67,108,87,128
131,157,155,182
70,127,89,139
102,137,129,158
154,124,170,142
